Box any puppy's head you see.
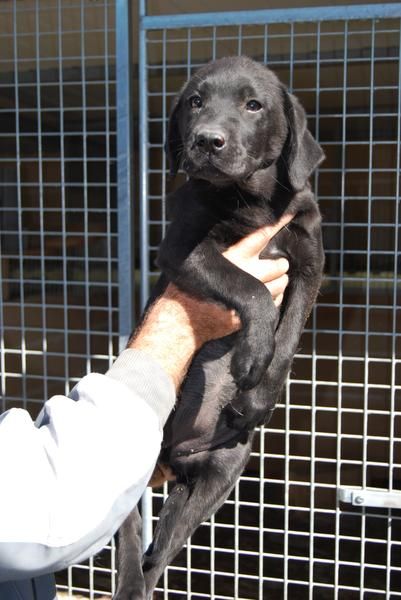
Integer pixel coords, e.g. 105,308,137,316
167,56,324,192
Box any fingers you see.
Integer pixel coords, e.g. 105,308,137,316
251,257,289,283
220,216,292,315
148,462,176,488
225,213,293,259
273,293,284,308
265,273,289,305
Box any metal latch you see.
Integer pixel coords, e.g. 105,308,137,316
338,488,401,509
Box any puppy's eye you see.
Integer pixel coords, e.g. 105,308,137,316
246,100,262,112
189,95,202,109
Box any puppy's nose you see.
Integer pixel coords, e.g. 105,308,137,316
195,131,226,153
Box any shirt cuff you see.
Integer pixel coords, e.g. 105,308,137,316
105,349,176,429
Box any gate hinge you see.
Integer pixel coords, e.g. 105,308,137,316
338,487,401,509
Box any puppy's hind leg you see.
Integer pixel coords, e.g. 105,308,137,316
143,436,253,597
114,507,146,600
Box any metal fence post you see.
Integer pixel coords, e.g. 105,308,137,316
138,0,154,555
116,0,134,352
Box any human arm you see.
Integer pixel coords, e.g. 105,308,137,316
0,218,289,581
0,355,174,582
130,217,290,390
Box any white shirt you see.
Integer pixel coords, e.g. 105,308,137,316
0,350,175,587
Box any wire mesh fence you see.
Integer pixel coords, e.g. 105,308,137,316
0,1,400,598
140,5,401,599
0,0,118,596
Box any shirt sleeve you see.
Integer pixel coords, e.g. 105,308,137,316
0,349,176,582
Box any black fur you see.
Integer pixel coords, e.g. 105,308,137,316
114,56,325,599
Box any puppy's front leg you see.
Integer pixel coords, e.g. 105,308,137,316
158,236,278,390
227,260,323,431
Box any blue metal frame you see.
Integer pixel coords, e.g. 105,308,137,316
141,2,401,29
138,0,154,554
116,0,134,352
139,0,150,313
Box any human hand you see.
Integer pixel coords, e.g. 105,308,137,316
223,215,291,309
130,215,291,391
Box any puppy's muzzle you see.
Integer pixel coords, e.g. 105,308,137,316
195,129,226,153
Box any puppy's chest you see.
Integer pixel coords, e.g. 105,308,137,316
204,197,319,265
205,201,277,248
171,184,319,258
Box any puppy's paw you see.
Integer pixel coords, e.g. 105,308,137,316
230,333,275,390
226,387,278,432
225,390,267,431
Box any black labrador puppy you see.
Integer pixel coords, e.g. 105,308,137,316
115,56,325,599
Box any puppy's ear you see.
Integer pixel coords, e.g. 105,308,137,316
166,95,183,176
282,89,325,191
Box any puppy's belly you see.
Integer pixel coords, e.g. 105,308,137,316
162,338,242,463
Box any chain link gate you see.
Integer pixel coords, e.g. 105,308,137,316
138,3,401,599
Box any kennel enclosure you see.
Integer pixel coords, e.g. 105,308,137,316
0,1,400,597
